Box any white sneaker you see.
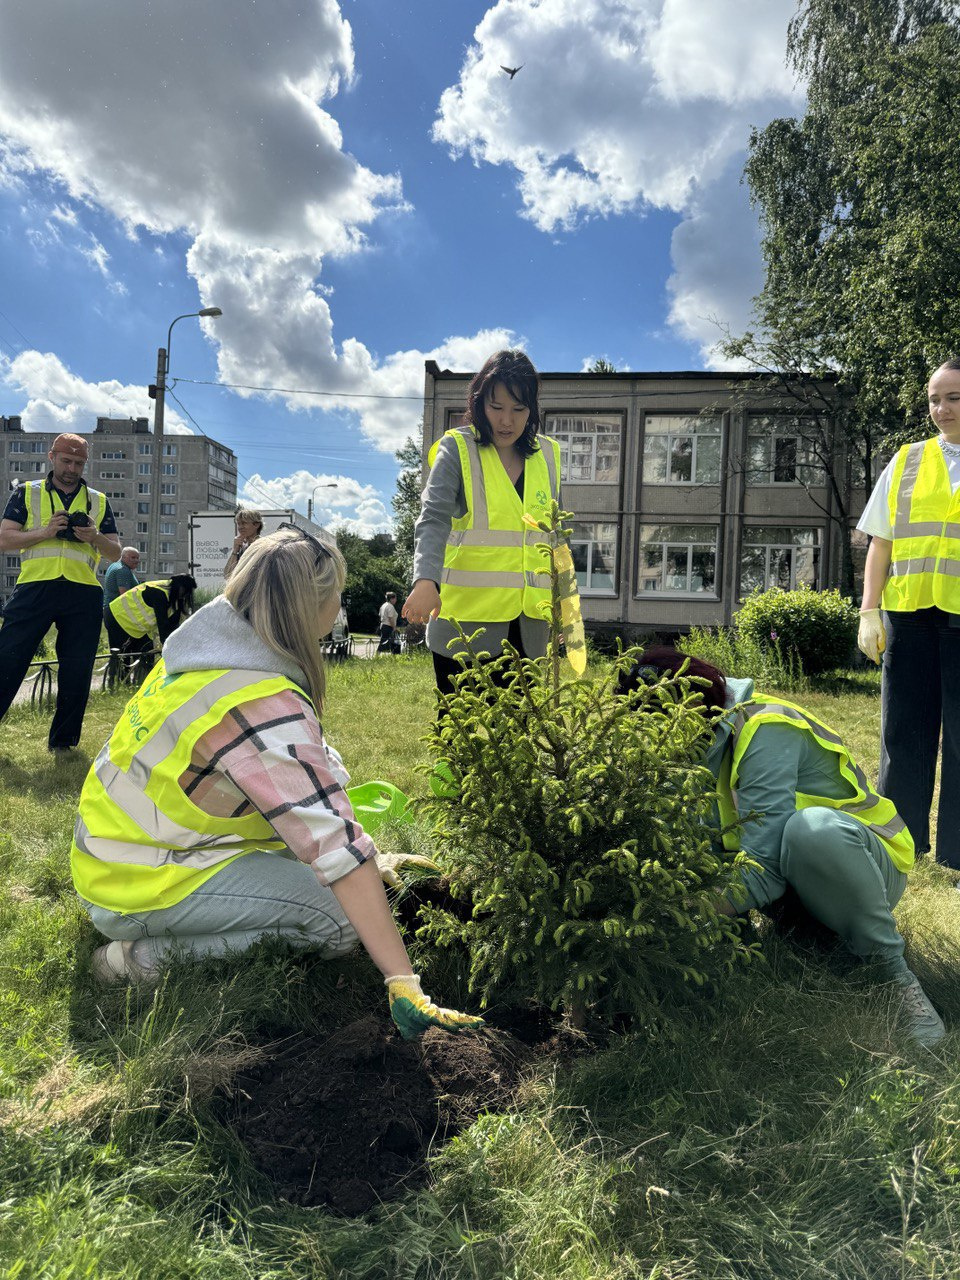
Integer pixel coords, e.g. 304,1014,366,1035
897,974,946,1048
90,940,159,986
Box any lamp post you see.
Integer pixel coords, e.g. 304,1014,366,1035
307,482,338,524
149,307,222,573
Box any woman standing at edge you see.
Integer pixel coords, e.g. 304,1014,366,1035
402,350,563,694
857,358,960,869
224,507,263,579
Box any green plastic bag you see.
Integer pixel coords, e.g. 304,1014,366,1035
346,780,412,836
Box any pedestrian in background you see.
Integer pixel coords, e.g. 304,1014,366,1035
376,591,399,653
0,433,121,752
857,358,960,869
103,547,141,625
224,508,263,579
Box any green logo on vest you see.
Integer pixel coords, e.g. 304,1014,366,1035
536,489,548,506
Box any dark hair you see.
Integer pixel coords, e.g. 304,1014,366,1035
168,574,197,622
463,349,541,457
616,645,728,717
935,358,960,375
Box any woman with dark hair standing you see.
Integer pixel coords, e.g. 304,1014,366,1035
856,359,960,869
619,646,944,1046
402,349,564,694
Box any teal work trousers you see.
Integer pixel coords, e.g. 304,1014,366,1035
734,807,908,978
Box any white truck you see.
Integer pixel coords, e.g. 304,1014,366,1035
187,509,328,592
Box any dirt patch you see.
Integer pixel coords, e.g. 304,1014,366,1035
232,1014,535,1215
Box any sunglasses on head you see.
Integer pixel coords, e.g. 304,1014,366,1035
277,521,332,566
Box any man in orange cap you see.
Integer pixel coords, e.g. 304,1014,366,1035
0,432,122,751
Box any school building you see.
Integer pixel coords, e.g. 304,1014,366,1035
421,363,866,638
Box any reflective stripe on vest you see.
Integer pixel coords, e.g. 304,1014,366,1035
716,697,914,872
71,661,309,912
110,580,171,639
429,426,561,623
882,438,960,613
19,480,107,587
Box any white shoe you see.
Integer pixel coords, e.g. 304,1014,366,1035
90,940,159,986
897,974,946,1048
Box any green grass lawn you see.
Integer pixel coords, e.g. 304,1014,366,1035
1,655,960,1279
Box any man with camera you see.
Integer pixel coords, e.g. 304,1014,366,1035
0,432,121,751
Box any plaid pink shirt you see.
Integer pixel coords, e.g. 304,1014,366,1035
178,687,376,885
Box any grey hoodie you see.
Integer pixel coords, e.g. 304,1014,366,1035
163,596,308,687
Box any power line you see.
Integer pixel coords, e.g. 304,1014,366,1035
174,376,423,401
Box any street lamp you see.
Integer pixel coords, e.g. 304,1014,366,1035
149,307,222,573
307,482,338,523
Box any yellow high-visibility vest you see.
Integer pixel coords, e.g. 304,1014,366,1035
109,580,171,639
71,660,310,913
715,696,914,873
882,437,960,613
427,426,562,623
18,479,108,587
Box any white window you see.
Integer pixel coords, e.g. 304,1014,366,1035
740,526,821,595
138,462,151,475
159,560,174,573
162,463,177,476
160,521,175,535
137,522,148,534
8,441,23,453
162,443,177,457
5,574,16,588
29,441,44,453
159,541,175,554
102,450,125,460
637,523,719,596
31,462,44,472
137,502,150,514
138,443,152,455
546,413,622,484
9,461,22,472
138,483,151,494
160,502,176,516
99,470,123,480
746,416,824,484
113,510,124,520
643,415,722,485
570,521,618,595
160,482,177,495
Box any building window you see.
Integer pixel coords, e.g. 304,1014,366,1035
137,541,149,553
138,483,151,494
138,443,152,455
9,461,22,472
8,442,22,453
29,441,44,453
99,470,124,480
546,413,622,484
138,462,151,475
637,523,719,595
137,502,150,514
643,415,722,485
113,510,124,520
160,521,175,535
137,522,148,534
159,560,174,573
163,443,177,457
162,463,177,476
101,450,125,460
160,502,176,515
159,541,175,554
740,526,821,595
570,521,618,594
31,461,44,472
160,482,177,495
746,416,824,484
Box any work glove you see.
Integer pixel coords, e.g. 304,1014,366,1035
374,851,440,889
857,609,886,665
385,974,485,1040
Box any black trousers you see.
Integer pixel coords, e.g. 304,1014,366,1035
431,618,526,697
879,607,960,867
0,579,104,749
376,624,399,653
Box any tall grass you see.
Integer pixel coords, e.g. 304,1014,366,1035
680,624,810,694
0,656,958,1278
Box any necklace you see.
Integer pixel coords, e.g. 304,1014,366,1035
939,436,960,458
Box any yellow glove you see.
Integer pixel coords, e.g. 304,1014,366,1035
374,851,440,889
857,609,886,665
385,974,485,1040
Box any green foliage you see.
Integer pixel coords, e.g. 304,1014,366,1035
420,511,753,1024
334,526,406,632
392,432,422,583
680,623,809,694
735,584,859,675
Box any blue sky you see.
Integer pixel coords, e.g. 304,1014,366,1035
0,0,803,535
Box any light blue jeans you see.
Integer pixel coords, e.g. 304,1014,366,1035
81,850,358,972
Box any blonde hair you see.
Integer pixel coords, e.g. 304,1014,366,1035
235,507,263,532
223,528,345,713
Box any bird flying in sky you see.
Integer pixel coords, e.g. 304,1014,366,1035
500,64,523,79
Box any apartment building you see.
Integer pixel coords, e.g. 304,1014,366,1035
0,415,237,596
422,364,863,637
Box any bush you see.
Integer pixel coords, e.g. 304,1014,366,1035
734,585,858,675
418,506,754,1027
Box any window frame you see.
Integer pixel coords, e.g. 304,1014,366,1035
635,522,721,598
745,415,826,486
570,520,619,597
544,411,624,486
641,413,723,486
739,524,822,595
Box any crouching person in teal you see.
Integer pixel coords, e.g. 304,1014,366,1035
71,526,482,1041
619,647,945,1048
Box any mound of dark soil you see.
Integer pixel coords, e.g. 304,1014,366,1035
233,1015,530,1215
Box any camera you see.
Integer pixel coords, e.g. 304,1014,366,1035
56,511,92,542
